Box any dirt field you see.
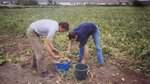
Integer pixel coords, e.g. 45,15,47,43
0,32,150,84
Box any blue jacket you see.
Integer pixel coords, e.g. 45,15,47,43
72,22,97,46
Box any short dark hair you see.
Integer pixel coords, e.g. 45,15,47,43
59,22,69,31
68,31,77,40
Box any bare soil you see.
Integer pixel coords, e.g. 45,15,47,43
0,32,150,84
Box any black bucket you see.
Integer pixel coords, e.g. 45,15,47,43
74,63,89,80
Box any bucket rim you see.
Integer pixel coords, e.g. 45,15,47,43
74,63,89,71
55,61,71,65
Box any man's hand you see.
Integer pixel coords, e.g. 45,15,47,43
81,60,86,64
53,55,62,59
52,49,59,55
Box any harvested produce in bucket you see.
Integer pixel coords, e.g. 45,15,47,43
59,56,70,62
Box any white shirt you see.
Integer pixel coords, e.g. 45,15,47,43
30,19,59,38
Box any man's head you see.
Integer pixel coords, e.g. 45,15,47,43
68,31,78,41
58,22,69,32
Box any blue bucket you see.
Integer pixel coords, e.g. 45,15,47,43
55,61,71,71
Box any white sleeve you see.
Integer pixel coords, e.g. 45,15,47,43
47,24,58,38
47,31,55,38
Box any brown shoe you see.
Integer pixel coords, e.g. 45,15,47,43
41,71,54,78
97,64,104,68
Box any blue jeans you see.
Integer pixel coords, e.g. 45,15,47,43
78,27,104,64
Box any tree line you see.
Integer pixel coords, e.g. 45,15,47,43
15,0,54,6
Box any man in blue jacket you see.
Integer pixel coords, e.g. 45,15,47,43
66,22,104,65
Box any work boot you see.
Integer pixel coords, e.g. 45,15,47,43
41,71,54,78
97,64,105,69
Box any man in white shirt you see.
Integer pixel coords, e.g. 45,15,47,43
26,19,69,78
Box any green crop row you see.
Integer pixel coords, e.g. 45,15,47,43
0,6,150,75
